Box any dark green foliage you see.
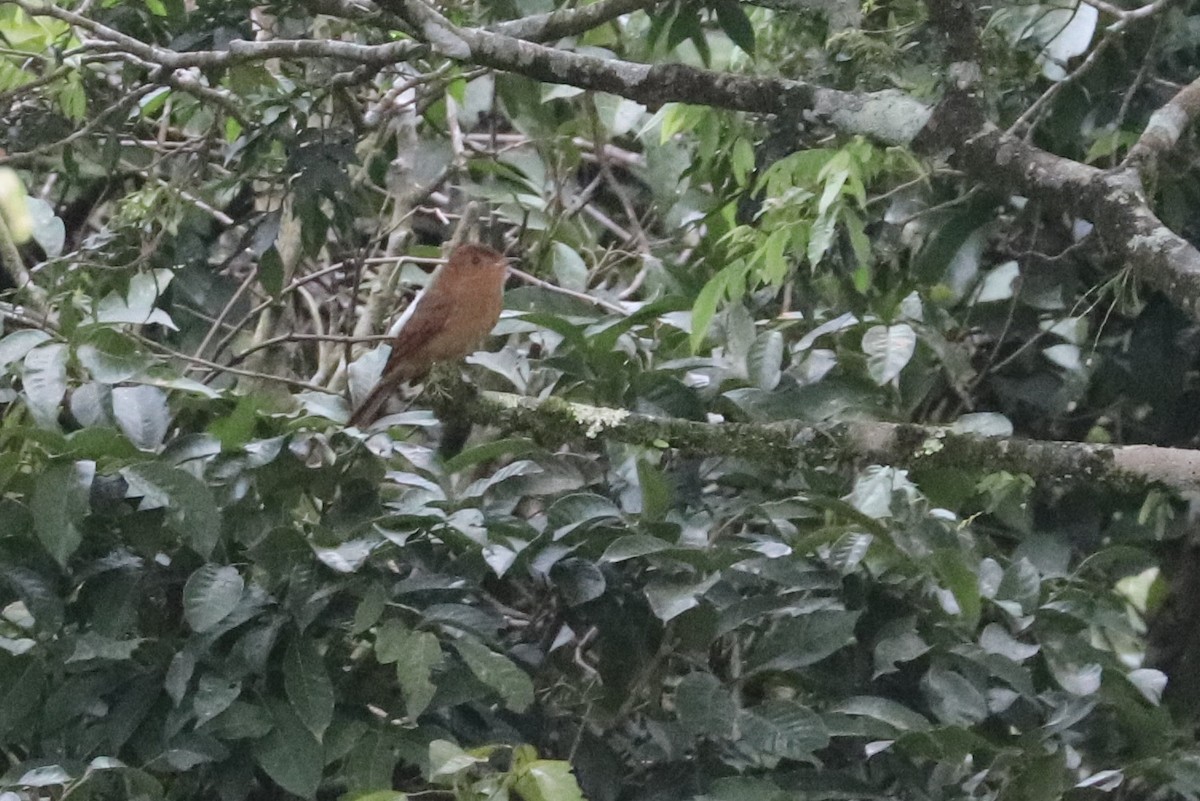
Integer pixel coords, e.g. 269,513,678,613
3,0,1200,800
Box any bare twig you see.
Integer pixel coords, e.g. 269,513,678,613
508,266,629,315
132,333,334,393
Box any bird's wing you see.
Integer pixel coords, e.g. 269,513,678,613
347,287,454,428
382,286,454,371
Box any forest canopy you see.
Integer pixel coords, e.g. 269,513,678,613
2,1,1200,800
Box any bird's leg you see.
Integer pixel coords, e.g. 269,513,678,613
421,363,467,406
424,365,477,459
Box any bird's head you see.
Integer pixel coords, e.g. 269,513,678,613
449,243,508,272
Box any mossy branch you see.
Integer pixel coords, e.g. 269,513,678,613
466,391,1200,495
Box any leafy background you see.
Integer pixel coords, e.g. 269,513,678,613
1,1,1199,800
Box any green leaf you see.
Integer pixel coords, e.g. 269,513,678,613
374,620,408,665
760,227,789,284
442,437,537,474
428,739,485,781
644,573,719,622
550,558,606,607
22,343,67,426
343,728,401,795
182,565,244,633
675,672,736,737
636,459,672,522
453,636,534,713
66,632,143,662
731,137,755,185
0,657,45,740
828,531,873,574
873,619,930,678
259,246,284,298
807,211,838,265
32,460,93,565
254,699,323,799
394,630,441,718
17,765,72,787
706,777,787,801
551,242,589,292
201,701,273,740
0,566,63,633
833,696,932,732
122,462,221,557
111,385,170,450
93,269,177,329
352,585,387,635
58,75,85,120
748,331,784,391
747,610,860,673
998,753,1066,801
712,0,755,55
1045,649,1102,696
76,328,152,383
601,534,673,562
979,623,1040,662
588,296,688,354
0,330,50,370
862,323,916,385
690,268,729,352
817,153,850,216
931,549,981,629
285,638,335,741
739,701,830,760
666,2,703,51
166,649,197,705
921,666,987,726
194,674,242,727
512,759,586,801
546,492,620,538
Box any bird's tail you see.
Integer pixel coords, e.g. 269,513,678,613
346,380,394,428
347,362,416,428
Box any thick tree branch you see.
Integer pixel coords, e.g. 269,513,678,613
468,391,1200,495
1124,72,1200,171
303,0,658,42
381,0,929,142
492,0,661,42
21,0,1200,321
954,128,1200,319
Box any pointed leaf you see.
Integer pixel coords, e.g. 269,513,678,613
453,636,533,712
513,760,586,801
862,324,916,385
112,385,170,450
183,565,243,633
122,462,221,557
285,638,335,740
32,460,93,565
675,672,735,738
23,343,67,426
254,700,322,799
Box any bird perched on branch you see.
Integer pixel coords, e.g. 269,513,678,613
348,243,509,428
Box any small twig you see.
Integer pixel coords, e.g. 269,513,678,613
229,332,393,366
192,267,258,361
1111,19,1162,167
0,84,158,166
581,202,635,242
1082,0,1173,30
132,333,335,393
1010,30,1119,139
508,266,629,315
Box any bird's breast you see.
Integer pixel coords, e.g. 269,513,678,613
422,264,506,361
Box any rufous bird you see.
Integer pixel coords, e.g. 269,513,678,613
348,243,508,427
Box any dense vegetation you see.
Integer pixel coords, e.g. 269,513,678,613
3,1,1200,799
